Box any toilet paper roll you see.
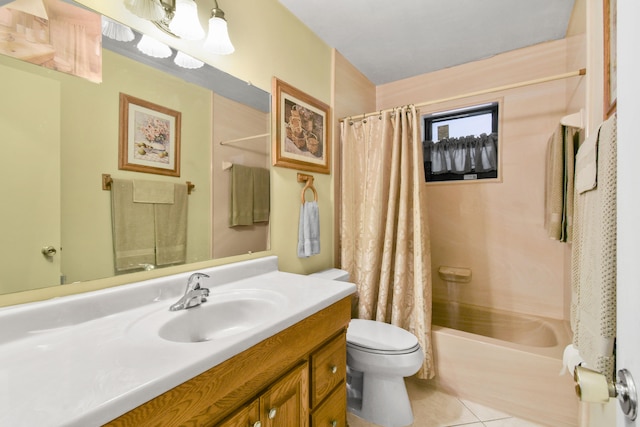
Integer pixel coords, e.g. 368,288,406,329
560,344,585,375
574,366,611,403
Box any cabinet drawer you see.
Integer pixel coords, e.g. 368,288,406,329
311,385,346,427
311,333,346,407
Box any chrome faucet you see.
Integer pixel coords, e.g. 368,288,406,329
169,273,210,311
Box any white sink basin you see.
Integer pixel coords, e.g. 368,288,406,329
127,288,289,344
159,291,283,343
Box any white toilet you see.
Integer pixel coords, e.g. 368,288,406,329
310,269,424,427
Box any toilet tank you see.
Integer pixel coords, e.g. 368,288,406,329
310,268,350,281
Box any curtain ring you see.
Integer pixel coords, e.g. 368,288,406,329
362,113,367,124
378,110,382,120
348,116,353,126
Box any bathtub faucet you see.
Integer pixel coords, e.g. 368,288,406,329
169,273,210,311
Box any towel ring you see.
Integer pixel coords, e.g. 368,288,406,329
297,173,318,204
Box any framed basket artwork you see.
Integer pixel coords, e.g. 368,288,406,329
272,77,331,174
119,93,181,177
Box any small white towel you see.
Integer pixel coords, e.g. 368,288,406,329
297,201,320,258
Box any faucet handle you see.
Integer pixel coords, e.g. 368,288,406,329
187,272,210,290
189,272,210,280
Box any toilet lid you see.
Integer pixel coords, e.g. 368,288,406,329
346,319,420,354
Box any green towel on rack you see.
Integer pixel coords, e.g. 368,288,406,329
155,183,188,266
253,167,270,223
111,179,156,272
230,164,254,226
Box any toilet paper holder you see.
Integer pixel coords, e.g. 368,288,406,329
574,366,638,420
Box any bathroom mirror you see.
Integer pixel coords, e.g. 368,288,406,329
0,0,271,296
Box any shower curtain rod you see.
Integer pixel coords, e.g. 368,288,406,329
339,68,586,123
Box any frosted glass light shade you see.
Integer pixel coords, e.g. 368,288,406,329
174,51,204,69
101,17,135,42
124,0,163,21
169,0,205,41
136,34,172,58
204,17,234,55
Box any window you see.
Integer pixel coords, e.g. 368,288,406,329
423,102,499,182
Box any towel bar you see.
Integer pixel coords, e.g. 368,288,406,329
102,173,195,195
297,173,318,204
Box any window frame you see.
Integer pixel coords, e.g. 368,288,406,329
422,100,501,184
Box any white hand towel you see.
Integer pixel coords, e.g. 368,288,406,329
297,201,320,258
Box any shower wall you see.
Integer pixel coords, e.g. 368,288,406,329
376,35,586,320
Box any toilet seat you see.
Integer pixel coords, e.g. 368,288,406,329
347,319,420,355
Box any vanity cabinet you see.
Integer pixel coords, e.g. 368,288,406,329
105,296,351,427
218,362,308,427
309,333,347,426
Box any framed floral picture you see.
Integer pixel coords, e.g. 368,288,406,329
272,78,331,174
119,93,181,177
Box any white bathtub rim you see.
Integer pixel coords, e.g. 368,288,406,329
431,324,569,360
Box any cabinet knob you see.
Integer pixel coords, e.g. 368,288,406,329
330,365,338,374
330,420,338,427
268,407,277,419
252,422,262,427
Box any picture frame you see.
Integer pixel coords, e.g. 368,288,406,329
603,0,617,119
119,93,181,177
272,77,331,174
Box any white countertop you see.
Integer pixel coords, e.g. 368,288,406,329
0,257,355,427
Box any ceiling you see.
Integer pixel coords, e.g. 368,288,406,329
278,0,578,86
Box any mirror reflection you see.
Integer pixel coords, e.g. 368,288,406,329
0,0,271,296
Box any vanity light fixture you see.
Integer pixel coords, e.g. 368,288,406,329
136,34,172,58
101,17,135,42
125,0,234,55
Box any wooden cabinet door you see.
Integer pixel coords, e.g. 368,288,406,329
261,362,309,427
310,334,346,408
217,399,260,427
311,385,346,427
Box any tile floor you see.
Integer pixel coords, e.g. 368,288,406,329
346,377,546,427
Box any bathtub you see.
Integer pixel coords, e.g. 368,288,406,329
429,301,579,427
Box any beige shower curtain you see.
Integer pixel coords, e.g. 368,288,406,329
340,105,434,379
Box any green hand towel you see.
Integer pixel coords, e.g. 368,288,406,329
110,179,155,272
252,167,270,223
155,184,188,266
230,164,254,226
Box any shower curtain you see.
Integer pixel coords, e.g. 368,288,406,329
340,105,434,379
